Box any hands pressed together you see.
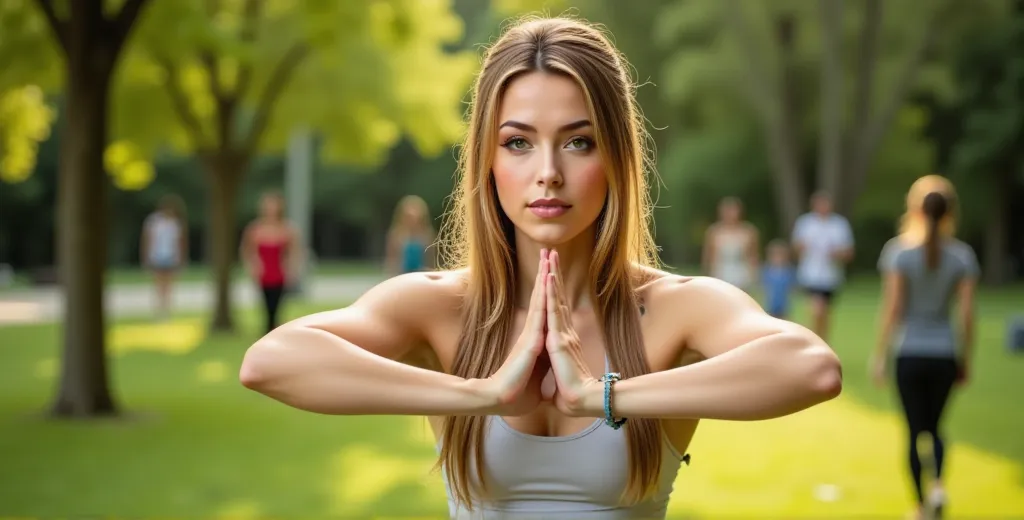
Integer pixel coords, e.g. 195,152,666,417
483,249,603,417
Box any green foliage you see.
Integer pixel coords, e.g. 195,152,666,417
946,3,1024,232
114,0,476,169
0,1,62,183
1,0,476,190
0,85,56,182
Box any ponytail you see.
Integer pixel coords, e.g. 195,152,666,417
922,191,948,270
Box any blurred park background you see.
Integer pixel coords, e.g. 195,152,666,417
1,0,1022,518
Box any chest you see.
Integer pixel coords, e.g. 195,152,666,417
800,220,844,247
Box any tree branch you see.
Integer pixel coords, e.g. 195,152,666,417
233,0,263,102
35,0,68,52
111,0,149,51
242,42,309,153
155,53,209,149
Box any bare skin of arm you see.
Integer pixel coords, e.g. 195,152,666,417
873,271,905,362
956,276,977,377
239,223,259,279
240,255,554,417
566,277,842,421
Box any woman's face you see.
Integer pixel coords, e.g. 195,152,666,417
403,204,424,227
718,201,741,224
491,71,608,247
261,195,283,219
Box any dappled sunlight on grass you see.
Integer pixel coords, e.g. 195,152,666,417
670,393,1024,517
108,319,205,355
328,417,447,516
197,360,230,383
34,356,55,380
216,499,262,519
328,443,446,514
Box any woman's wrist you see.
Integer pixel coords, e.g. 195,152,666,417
459,377,507,415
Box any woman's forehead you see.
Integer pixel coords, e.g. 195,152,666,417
497,72,590,131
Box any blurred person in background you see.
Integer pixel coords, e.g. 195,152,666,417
872,175,978,520
140,194,188,321
239,17,842,518
384,194,436,276
761,239,797,320
701,196,759,292
791,191,854,342
240,190,302,334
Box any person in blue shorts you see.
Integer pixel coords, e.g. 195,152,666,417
762,239,797,319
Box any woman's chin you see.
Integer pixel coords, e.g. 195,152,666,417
521,228,575,248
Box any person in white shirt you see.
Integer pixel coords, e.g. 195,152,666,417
791,191,854,341
141,195,188,320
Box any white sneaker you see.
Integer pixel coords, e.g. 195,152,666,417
928,488,946,519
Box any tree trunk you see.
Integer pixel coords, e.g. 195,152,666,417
50,17,117,418
203,152,246,332
817,0,845,200
773,15,807,232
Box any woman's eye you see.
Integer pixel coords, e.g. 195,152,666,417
504,137,529,150
567,137,593,151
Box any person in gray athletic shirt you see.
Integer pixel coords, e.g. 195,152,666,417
872,175,978,520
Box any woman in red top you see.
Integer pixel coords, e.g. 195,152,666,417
240,191,301,334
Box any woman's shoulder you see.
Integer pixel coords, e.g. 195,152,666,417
878,236,907,272
634,266,738,305
375,269,467,300
944,239,979,272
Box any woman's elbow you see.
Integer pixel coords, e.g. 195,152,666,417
239,344,272,390
239,336,291,391
806,346,843,401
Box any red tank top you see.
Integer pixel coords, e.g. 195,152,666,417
257,240,287,287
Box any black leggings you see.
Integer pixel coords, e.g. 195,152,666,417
261,284,285,334
895,356,958,504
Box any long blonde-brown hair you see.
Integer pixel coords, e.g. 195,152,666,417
388,194,434,242
898,174,958,245
435,16,663,509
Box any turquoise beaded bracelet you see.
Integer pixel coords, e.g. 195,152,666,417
599,372,627,429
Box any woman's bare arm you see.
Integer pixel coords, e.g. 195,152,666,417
957,276,976,363
577,277,841,421
873,271,905,361
239,223,258,276
239,273,496,416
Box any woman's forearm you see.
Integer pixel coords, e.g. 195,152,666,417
959,310,975,362
874,312,897,359
580,333,841,421
240,325,495,416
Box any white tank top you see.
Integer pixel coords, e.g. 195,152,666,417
711,230,752,289
145,213,182,265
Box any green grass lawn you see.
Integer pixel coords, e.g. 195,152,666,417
1,279,1022,518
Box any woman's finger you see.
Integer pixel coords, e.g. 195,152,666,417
529,249,548,318
552,252,571,324
546,270,563,333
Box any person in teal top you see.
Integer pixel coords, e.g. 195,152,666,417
385,195,436,275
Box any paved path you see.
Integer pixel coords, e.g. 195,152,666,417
0,275,384,326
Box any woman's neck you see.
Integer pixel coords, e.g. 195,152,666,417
514,227,596,311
